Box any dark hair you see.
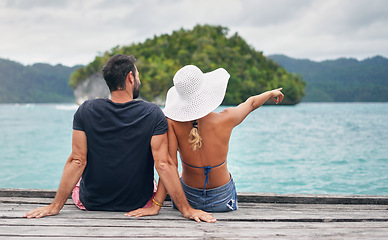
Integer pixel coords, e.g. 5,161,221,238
102,54,137,92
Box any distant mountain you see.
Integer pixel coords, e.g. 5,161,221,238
268,55,388,102
0,58,82,103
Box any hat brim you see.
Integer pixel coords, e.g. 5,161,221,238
163,68,230,122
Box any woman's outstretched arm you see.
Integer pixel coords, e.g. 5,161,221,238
222,88,284,127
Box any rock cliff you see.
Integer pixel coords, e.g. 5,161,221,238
73,73,165,106
74,73,110,105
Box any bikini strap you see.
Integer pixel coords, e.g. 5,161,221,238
180,159,226,170
203,166,212,195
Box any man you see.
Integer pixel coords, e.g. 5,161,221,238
24,54,215,223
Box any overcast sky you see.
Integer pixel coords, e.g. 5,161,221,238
1,0,387,67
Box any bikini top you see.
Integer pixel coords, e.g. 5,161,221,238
181,158,226,195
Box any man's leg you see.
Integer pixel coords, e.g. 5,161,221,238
71,178,86,210
143,180,158,208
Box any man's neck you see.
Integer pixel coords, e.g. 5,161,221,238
110,90,133,103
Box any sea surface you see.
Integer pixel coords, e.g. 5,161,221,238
0,103,387,195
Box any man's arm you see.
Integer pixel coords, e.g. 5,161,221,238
125,119,179,218
150,133,216,223
24,130,87,218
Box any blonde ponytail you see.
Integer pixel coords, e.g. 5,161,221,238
188,120,202,151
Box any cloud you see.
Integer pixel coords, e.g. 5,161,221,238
232,0,388,60
4,0,68,9
0,0,387,66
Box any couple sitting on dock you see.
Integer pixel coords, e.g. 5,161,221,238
24,54,284,222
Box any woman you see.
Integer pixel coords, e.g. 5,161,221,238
126,65,284,216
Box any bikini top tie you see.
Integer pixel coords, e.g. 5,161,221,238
181,159,226,195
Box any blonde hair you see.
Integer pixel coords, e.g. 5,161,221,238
188,120,202,151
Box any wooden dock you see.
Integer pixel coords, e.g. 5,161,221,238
1,189,387,239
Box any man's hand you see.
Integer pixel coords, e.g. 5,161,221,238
23,204,61,219
125,205,161,218
23,130,87,219
183,208,216,223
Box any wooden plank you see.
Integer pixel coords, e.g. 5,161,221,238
0,189,57,198
2,203,388,221
1,221,388,239
2,188,388,204
3,199,388,211
2,218,388,228
4,201,388,212
238,192,388,204
0,197,74,205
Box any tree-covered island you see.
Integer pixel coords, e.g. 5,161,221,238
70,25,305,105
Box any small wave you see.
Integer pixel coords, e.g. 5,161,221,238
330,160,349,165
24,104,36,108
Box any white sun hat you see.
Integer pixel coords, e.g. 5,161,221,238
163,65,230,122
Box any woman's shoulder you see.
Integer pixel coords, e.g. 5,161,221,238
203,110,241,130
205,110,235,122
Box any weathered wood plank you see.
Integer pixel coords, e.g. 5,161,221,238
238,192,388,205
0,189,57,198
2,218,388,228
1,189,388,239
1,222,388,239
4,202,388,212
3,199,388,213
2,188,388,204
2,203,388,222
0,197,74,205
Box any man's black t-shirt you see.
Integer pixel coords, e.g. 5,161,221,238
73,99,168,211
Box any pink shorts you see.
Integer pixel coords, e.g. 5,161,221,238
71,179,157,210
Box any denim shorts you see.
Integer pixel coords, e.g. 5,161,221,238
173,176,238,212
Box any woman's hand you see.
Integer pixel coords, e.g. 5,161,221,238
182,208,216,223
124,204,161,218
269,88,284,104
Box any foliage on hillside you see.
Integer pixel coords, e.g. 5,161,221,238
0,58,80,103
269,54,388,102
70,25,305,105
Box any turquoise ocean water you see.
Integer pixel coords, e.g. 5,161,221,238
0,103,387,195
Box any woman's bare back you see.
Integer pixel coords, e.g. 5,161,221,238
168,111,234,189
